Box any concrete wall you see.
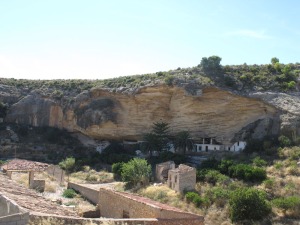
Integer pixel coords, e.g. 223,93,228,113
68,182,99,204
0,194,29,225
98,188,203,223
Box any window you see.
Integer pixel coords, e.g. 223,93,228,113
175,175,177,183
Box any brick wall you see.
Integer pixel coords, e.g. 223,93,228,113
68,182,99,204
98,188,204,224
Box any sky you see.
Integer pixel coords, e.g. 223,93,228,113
1,0,300,80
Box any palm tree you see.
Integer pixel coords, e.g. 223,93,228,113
174,131,194,154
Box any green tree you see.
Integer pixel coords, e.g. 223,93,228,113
121,158,152,186
199,55,222,74
59,157,76,178
229,187,271,222
143,122,170,155
174,131,193,154
271,57,279,65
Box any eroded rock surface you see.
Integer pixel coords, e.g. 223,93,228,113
5,85,280,144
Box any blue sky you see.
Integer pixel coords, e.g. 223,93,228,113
1,0,300,79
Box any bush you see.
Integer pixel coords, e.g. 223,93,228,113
252,156,267,167
85,174,98,182
121,158,151,186
263,178,275,189
185,192,209,207
112,162,124,178
204,170,229,185
62,189,76,198
229,188,271,222
185,192,199,203
228,164,267,182
59,157,76,175
206,187,230,207
279,135,292,147
272,196,300,214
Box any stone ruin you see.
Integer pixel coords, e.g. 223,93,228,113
156,161,196,193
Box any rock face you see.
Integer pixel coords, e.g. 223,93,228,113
5,85,280,144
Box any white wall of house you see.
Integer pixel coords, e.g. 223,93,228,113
194,144,221,152
230,141,246,152
194,141,247,152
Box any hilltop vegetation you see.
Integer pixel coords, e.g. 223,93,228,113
1,56,299,99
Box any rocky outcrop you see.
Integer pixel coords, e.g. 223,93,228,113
5,85,280,144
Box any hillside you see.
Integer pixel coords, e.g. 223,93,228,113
0,57,300,145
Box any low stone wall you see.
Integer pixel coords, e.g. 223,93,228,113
0,193,29,225
29,213,202,225
68,182,99,204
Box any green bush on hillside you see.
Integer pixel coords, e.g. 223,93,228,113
229,187,271,222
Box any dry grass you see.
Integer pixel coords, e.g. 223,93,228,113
69,169,114,184
12,172,29,186
138,185,203,215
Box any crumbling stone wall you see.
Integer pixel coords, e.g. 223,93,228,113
98,188,203,224
155,161,175,182
167,164,196,193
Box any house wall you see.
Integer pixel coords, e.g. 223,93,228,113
178,169,196,193
194,144,221,152
231,141,247,151
68,182,99,204
155,161,175,182
167,168,196,193
98,188,203,223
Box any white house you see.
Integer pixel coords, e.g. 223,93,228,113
194,144,221,152
225,141,247,152
194,138,246,153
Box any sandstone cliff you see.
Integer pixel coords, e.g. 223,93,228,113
4,85,281,144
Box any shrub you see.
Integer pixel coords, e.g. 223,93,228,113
228,164,266,182
272,196,300,214
252,156,267,167
164,75,174,86
59,157,76,175
62,189,76,198
185,192,199,203
218,159,234,174
279,135,292,147
185,192,209,207
121,158,151,186
263,178,275,189
229,187,271,222
204,170,229,185
112,162,124,177
85,174,98,182
206,187,230,207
